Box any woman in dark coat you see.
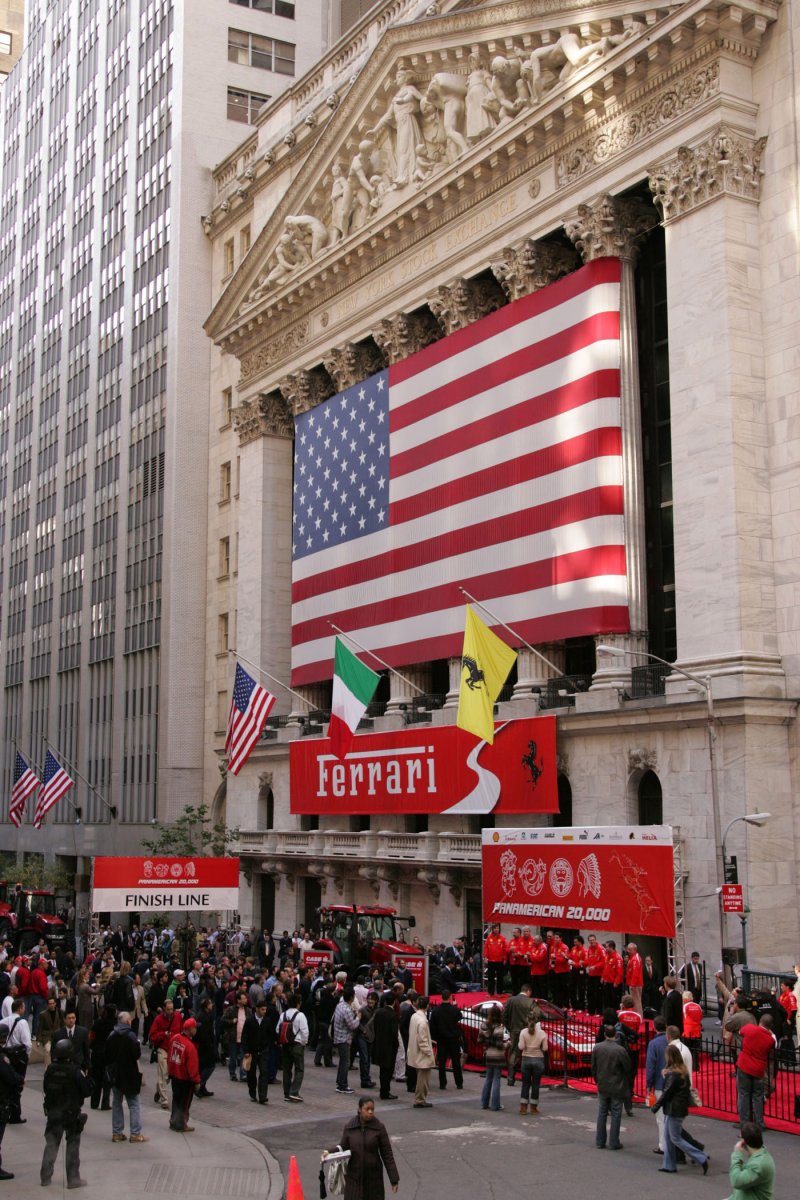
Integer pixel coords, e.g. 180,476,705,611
372,997,400,1100
332,1097,399,1200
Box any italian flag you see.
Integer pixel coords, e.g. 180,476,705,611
329,637,380,759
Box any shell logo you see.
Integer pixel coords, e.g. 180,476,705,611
492,832,500,843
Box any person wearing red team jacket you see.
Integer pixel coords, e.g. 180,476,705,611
529,936,549,995
484,926,508,997
167,1018,201,1133
736,1018,775,1131
550,935,571,1009
602,941,624,1012
569,937,586,1011
585,935,606,1015
625,943,644,1017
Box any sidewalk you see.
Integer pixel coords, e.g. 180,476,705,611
2,1063,280,1200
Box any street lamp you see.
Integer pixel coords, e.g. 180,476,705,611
596,644,725,967
721,813,771,968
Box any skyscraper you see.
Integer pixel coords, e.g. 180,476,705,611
0,0,336,873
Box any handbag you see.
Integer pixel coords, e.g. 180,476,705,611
321,1149,350,1197
242,1053,252,1072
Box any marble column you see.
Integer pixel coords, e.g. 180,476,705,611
648,128,782,698
512,642,566,700
564,194,657,689
385,664,432,716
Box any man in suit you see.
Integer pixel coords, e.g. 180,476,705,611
662,976,684,1034
242,999,273,1104
51,1011,90,1073
679,952,703,1005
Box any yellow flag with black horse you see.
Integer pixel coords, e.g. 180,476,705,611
456,605,517,745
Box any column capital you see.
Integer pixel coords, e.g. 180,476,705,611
278,367,334,416
649,126,767,223
233,392,294,445
322,340,385,392
491,240,579,302
428,276,505,335
563,194,657,266
371,308,441,365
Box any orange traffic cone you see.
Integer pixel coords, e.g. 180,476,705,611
287,1155,304,1200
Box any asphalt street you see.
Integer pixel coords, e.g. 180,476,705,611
11,1054,796,1199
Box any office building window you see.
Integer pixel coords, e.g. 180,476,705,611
229,0,295,16
218,612,229,653
240,225,251,257
220,461,231,502
221,386,233,427
219,536,230,577
227,86,271,124
0,32,11,55
228,28,295,75
223,238,235,275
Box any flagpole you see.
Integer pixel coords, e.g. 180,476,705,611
327,623,427,696
458,587,587,691
44,740,116,819
228,649,320,711
19,742,82,821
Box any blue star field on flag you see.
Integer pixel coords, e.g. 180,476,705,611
292,369,389,560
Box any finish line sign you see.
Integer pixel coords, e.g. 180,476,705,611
92,857,240,912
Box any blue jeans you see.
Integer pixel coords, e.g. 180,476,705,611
30,995,46,1035
596,1094,622,1148
111,1088,141,1137
228,1043,246,1080
520,1058,544,1103
664,1115,707,1171
481,1064,502,1110
736,1068,766,1130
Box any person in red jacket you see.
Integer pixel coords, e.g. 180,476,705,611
149,1000,183,1110
625,942,644,1017
529,935,549,997
568,936,586,1011
736,1016,775,1131
167,1018,201,1133
550,935,571,1009
585,935,606,1015
617,995,643,1115
506,928,526,995
601,941,623,1011
29,959,50,1036
484,925,508,997
516,927,534,988
682,990,704,1071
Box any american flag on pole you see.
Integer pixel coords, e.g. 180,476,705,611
291,258,629,685
226,663,276,775
9,751,40,827
33,750,74,829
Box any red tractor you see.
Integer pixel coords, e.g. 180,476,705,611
0,881,70,955
312,904,421,978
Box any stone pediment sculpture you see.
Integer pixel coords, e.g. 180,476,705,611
206,0,777,348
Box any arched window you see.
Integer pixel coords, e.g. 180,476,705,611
638,770,663,825
257,784,274,830
554,775,572,827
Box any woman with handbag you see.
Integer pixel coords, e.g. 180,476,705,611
652,1044,710,1174
478,1004,506,1112
324,1096,399,1199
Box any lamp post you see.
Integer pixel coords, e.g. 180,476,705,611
596,644,726,967
721,812,771,970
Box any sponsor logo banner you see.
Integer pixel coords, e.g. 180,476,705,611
290,717,557,815
482,826,675,936
92,857,240,912
392,953,429,994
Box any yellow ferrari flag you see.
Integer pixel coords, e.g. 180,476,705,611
456,606,518,744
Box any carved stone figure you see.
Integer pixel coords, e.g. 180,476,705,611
368,64,426,187
426,72,469,160
284,213,330,259
329,161,353,242
248,230,307,300
524,31,608,101
349,139,382,230
486,55,529,123
465,52,496,143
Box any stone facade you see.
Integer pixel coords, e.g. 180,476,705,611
204,0,799,972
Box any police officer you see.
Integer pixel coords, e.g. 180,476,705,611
0,1026,22,1180
40,1038,92,1189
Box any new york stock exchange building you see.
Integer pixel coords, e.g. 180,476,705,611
201,0,798,975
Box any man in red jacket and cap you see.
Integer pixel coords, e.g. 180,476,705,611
736,1015,776,1131
167,1018,201,1133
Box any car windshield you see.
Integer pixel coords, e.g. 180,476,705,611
23,893,55,917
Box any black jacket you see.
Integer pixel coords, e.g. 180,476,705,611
52,1026,90,1072
662,989,684,1034
653,1069,691,1118
429,1001,461,1042
42,1060,92,1122
241,1013,273,1055
104,1023,142,1094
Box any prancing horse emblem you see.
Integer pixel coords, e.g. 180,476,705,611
461,655,485,690
522,740,544,789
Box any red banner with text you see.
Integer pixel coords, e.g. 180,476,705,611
290,717,557,815
482,827,675,937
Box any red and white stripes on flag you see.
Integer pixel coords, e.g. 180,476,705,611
291,257,629,685
9,751,40,827
33,751,74,829
226,663,276,775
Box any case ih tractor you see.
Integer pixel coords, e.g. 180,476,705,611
312,904,421,979
0,882,70,955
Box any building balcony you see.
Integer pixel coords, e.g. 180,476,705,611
235,828,481,867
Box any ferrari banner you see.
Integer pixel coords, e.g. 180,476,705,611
290,717,557,815
482,826,675,937
92,857,240,912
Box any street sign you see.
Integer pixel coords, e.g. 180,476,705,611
721,883,744,913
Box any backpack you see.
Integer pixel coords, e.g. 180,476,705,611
279,1010,297,1047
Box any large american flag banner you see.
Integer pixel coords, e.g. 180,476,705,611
33,750,74,829
291,257,629,685
9,751,40,827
